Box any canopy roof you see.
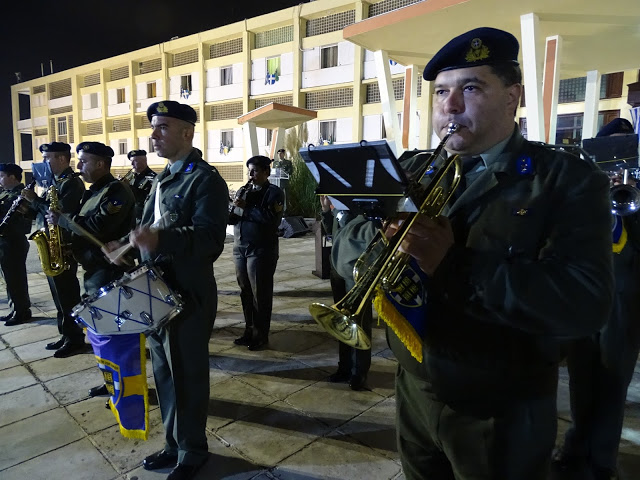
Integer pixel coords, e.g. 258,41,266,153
344,0,640,78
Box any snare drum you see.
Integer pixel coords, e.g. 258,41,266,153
72,263,183,336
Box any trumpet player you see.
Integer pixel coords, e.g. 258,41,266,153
0,163,32,326
231,155,284,351
553,117,640,480
337,28,613,480
126,149,157,223
21,142,86,357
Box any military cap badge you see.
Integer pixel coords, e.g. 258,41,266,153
83,144,91,151
465,38,490,63
41,144,49,152
157,102,168,113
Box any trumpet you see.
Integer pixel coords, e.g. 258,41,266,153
119,168,135,185
309,123,461,349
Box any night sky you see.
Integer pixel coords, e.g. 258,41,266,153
1,0,303,162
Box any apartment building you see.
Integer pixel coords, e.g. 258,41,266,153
10,0,639,190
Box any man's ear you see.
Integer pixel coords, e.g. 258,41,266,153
506,83,522,111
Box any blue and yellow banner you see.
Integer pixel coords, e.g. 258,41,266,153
86,331,149,440
612,214,627,254
373,258,428,363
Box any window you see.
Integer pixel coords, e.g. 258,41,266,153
180,75,192,99
319,120,336,144
221,130,234,148
57,117,67,137
116,88,126,104
181,75,192,92
147,82,157,98
555,113,583,145
266,129,273,146
220,66,233,86
118,140,127,155
265,56,280,84
321,45,338,69
89,93,98,109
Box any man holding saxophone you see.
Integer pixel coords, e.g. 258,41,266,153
335,28,614,479
22,142,86,357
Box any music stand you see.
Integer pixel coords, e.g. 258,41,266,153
300,140,408,219
31,161,54,188
582,134,639,171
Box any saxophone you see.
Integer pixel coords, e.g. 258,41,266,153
29,186,68,277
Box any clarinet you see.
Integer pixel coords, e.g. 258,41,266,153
0,180,36,236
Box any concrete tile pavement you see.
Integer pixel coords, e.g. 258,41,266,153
0,234,638,479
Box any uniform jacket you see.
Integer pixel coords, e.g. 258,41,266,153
337,127,614,404
0,184,32,239
29,167,85,241
130,167,157,221
63,173,135,273
232,182,284,253
140,150,228,319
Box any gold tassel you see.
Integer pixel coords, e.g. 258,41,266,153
373,287,423,363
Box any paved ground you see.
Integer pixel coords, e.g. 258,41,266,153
1,233,640,479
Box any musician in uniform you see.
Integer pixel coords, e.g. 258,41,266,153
552,118,640,480
231,155,284,351
126,149,157,222
22,142,86,357
47,142,135,386
106,101,228,480
319,196,372,390
336,28,614,479
0,163,32,326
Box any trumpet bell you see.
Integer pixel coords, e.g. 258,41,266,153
611,184,640,216
309,303,371,350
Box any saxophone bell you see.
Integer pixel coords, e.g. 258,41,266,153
29,186,70,277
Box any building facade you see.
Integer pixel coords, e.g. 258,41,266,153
10,0,639,191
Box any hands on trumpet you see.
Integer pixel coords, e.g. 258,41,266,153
385,214,454,276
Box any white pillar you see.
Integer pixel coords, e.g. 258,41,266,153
242,122,259,158
374,50,402,157
269,127,286,159
543,35,562,144
418,78,433,148
583,70,601,140
404,65,420,150
520,13,544,142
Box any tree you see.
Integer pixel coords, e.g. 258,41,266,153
284,123,318,218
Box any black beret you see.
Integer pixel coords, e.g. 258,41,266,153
127,149,147,159
423,27,519,81
246,155,271,169
596,118,635,137
0,163,23,177
147,100,197,125
76,141,114,159
277,149,286,154
39,142,71,154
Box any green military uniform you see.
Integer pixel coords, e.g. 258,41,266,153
29,167,85,343
0,183,32,318
140,149,228,466
129,167,156,223
335,127,614,479
61,173,135,293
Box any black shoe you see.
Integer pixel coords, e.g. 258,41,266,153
551,446,592,479
248,337,268,351
89,384,109,397
328,369,350,383
593,466,618,480
167,461,206,480
105,400,111,409
46,337,66,351
233,334,251,346
53,340,85,358
142,450,178,471
0,311,15,322
349,374,367,391
4,309,31,326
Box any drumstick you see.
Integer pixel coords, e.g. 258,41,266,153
105,212,177,264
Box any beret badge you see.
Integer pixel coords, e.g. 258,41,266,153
41,145,49,151
157,102,169,114
465,38,490,63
